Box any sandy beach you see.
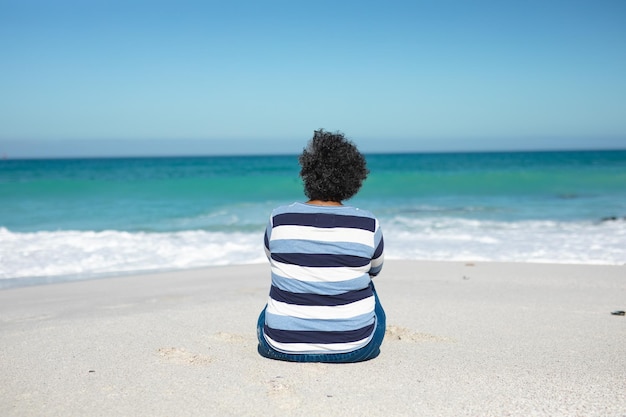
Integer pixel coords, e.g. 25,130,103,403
1,260,624,417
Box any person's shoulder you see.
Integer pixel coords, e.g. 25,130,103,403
270,202,302,216
271,202,379,220
344,205,377,219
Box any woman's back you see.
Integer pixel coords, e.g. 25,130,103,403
256,129,386,362
262,202,383,354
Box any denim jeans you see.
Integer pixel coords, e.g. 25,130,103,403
257,283,386,363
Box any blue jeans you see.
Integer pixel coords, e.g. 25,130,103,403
257,283,386,363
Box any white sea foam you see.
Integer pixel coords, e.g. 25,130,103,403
0,228,267,285
1,218,625,286
383,217,626,265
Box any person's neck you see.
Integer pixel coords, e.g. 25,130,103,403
306,200,343,206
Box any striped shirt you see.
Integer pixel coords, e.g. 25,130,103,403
262,202,384,354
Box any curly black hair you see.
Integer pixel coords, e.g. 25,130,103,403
299,129,369,202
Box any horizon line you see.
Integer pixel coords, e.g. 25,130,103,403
2,146,626,161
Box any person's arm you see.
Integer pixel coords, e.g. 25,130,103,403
369,220,384,277
263,216,272,261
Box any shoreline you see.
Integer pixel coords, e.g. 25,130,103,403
2,257,625,291
1,260,625,416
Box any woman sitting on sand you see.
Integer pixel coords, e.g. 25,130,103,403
257,129,386,363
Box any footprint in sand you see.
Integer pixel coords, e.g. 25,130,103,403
385,325,454,343
157,347,212,365
11,314,54,323
266,376,301,410
267,377,289,394
212,332,248,343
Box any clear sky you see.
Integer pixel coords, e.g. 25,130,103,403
1,0,625,157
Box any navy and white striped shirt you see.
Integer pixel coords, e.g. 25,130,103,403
262,202,384,354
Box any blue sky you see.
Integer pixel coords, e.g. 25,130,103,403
1,0,625,157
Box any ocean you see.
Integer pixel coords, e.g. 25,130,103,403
1,150,625,288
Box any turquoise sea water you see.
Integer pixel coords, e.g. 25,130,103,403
1,150,625,286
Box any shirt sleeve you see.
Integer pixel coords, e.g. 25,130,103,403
264,216,273,260
369,220,384,277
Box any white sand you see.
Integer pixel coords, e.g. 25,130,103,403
1,261,625,417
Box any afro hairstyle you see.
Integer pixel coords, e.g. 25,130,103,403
299,129,369,202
